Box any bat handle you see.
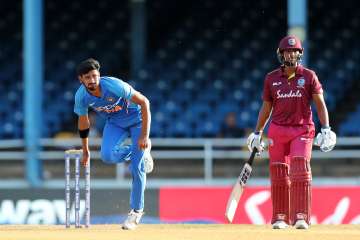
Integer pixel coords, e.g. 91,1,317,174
247,148,258,166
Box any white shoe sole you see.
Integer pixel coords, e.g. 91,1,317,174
272,221,289,229
122,224,137,230
295,221,309,229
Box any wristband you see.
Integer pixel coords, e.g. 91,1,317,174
321,126,331,130
79,128,90,138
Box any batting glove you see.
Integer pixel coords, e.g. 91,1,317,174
247,132,265,155
314,127,336,152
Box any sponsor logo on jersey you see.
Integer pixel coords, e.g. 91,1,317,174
272,81,282,86
276,90,302,99
94,98,123,113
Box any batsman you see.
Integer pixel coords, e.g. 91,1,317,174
247,35,336,229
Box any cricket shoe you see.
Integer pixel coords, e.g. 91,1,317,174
143,139,153,173
272,220,289,229
294,219,309,229
122,209,144,230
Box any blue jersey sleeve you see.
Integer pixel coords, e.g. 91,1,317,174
74,88,88,116
104,76,134,100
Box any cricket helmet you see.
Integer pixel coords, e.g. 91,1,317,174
277,35,303,66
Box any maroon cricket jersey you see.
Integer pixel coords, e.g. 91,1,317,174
262,65,323,126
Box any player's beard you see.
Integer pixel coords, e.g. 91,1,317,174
86,83,97,91
284,60,296,67
284,57,297,67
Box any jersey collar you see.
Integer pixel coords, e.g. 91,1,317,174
279,65,304,78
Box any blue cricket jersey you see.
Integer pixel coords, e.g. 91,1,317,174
74,76,142,128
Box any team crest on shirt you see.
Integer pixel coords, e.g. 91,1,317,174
107,97,115,102
297,78,305,88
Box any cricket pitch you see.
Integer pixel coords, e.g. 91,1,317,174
0,224,359,240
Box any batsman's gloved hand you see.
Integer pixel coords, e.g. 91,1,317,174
247,132,265,155
314,126,336,152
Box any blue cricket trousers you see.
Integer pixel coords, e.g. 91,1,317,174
100,121,146,211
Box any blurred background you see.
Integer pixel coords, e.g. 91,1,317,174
0,0,360,225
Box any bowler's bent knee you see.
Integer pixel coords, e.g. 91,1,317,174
101,145,131,164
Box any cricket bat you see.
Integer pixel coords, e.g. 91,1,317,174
225,148,258,223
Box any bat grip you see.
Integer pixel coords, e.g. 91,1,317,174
247,148,258,166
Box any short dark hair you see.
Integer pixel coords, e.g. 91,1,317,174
76,58,100,76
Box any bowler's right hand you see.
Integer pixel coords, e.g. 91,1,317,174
82,150,90,167
247,132,265,154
